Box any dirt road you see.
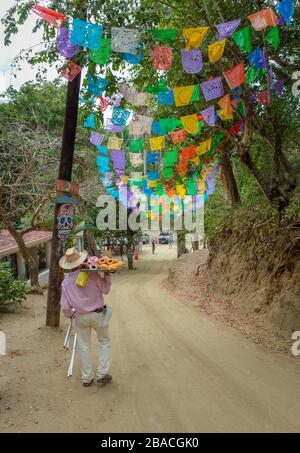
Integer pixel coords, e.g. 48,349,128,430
1,245,300,432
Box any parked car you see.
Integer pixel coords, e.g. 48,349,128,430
158,232,172,244
142,233,150,244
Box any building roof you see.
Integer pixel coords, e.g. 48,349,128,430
0,229,52,258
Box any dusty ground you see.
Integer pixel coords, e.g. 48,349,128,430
1,245,300,433
167,250,295,353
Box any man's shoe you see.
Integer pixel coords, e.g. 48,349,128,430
96,374,112,385
82,379,94,387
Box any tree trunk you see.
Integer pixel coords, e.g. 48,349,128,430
177,230,187,258
220,151,240,205
83,229,99,256
240,152,271,202
27,246,43,294
2,220,43,294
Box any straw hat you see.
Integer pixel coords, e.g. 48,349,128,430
59,247,88,270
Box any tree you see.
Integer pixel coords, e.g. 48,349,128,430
0,118,58,293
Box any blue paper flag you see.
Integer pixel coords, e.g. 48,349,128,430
84,114,96,129
122,43,144,64
157,90,175,106
247,47,265,69
148,171,159,180
88,73,108,96
96,145,108,155
151,121,168,136
70,18,102,50
96,155,110,168
111,106,131,126
147,152,160,164
277,0,294,26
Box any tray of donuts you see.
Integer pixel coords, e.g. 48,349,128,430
80,256,124,273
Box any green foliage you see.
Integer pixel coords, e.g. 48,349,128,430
0,262,26,312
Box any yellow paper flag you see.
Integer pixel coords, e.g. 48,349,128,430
197,139,212,155
176,183,186,198
148,180,158,188
149,135,165,151
181,114,199,134
174,85,195,107
208,39,226,63
183,27,209,49
108,136,123,150
217,109,233,120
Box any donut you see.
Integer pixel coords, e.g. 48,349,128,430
88,256,98,264
98,257,107,265
107,259,114,265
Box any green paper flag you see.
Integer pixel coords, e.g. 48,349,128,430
159,118,177,132
89,38,112,65
163,150,178,167
265,26,280,50
187,178,197,196
212,132,224,150
257,68,266,83
151,29,177,44
190,85,200,103
238,100,245,117
246,66,257,84
145,79,168,93
162,167,174,178
232,27,252,53
129,138,144,152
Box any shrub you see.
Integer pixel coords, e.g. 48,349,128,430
0,262,26,312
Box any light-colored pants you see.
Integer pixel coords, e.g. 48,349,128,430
75,312,111,383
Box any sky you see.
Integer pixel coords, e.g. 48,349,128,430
0,0,57,94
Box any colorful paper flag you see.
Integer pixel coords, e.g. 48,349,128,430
208,39,226,63
265,26,280,49
150,136,165,151
181,49,203,74
277,0,294,26
183,27,209,49
200,77,224,101
71,18,102,49
201,105,216,126
248,8,278,31
224,63,246,89
216,19,241,41
32,4,66,28
231,27,252,53
151,46,173,70
181,114,199,134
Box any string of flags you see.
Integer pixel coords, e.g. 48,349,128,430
32,1,294,211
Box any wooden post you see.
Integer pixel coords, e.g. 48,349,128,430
46,73,82,327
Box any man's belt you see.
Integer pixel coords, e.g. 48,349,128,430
93,305,106,313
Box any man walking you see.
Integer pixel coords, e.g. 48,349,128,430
59,247,112,387
151,238,156,255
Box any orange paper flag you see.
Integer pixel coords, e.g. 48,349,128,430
218,94,233,116
224,62,246,89
248,8,278,31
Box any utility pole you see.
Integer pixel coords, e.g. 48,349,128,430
46,1,88,327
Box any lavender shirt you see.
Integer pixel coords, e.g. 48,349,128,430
60,270,112,318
